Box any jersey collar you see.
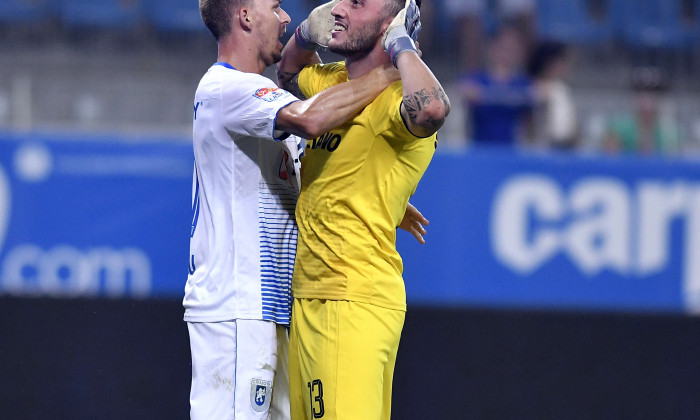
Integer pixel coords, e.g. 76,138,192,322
214,62,236,70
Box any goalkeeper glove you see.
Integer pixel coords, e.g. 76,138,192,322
382,0,422,67
295,0,341,50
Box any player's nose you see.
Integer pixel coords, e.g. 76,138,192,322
331,0,345,18
279,7,291,25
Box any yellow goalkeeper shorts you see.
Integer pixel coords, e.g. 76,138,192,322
289,298,405,420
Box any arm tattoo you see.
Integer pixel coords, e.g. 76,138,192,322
433,87,450,108
403,87,450,129
277,70,307,100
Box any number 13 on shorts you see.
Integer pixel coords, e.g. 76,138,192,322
307,379,325,418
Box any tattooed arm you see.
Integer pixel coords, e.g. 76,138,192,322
395,51,450,138
276,35,322,100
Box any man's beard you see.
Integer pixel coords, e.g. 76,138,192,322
329,20,383,59
271,50,282,65
257,31,284,67
262,49,283,67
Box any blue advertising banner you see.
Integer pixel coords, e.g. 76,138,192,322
2,131,700,314
399,148,700,313
0,131,192,299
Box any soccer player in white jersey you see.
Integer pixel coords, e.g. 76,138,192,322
183,1,416,419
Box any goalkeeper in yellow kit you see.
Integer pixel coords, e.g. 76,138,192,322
277,0,449,418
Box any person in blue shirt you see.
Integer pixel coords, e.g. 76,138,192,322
458,25,536,146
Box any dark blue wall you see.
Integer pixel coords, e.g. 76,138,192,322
3,297,700,419
2,297,190,419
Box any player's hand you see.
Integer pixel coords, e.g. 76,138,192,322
295,0,341,50
382,0,422,67
399,202,429,244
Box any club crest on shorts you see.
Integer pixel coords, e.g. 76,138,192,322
250,378,272,412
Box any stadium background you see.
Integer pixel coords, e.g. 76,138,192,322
2,0,700,418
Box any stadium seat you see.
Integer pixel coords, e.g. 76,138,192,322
616,0,688,48
143,0,206,33
536,0,615,45
57,0,142,29
0,0,50,23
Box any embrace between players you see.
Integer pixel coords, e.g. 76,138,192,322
184,0,450,419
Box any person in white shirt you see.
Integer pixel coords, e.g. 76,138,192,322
184,1,427,419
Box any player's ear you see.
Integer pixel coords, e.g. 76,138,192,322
238,7,253,31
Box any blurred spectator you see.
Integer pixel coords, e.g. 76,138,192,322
444,0,536,73
527,40,578,150
497,0,536,50
458,25,536,146
604,67,683,154
445,0,486,73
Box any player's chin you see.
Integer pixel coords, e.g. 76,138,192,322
328,40,352,56
264,49,283,67
274,40,285,55
272,50,283,64
328,36,343,51
332,27,349,42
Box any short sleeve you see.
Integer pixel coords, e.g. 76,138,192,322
298,62,348,99
367,82,425,142
220,74,299,140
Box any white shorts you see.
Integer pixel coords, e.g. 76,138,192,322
187,320,290,420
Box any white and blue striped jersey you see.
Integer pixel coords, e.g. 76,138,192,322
184,62,302,325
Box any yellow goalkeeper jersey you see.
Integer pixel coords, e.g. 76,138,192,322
292,62,437,311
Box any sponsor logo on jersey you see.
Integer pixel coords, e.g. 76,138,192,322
252,87,286,102
307,132,342,152
250,378,272,412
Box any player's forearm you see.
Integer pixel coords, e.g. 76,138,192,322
277,37,321,99
277,65,398,139
397,53,451,137
304,64,399,134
